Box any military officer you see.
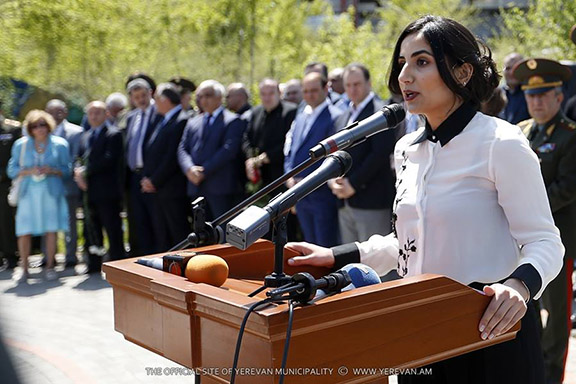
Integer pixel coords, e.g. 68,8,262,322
0,103,21,270
515,58,576,384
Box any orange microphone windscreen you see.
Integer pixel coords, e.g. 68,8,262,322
185,254,229,287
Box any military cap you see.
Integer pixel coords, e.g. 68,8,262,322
513,58,572,95
169,77,196,93
571,24,576,45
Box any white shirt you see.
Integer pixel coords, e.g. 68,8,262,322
347,92,375,125
132,104,154,168
354,111,563,299
284,99,330,156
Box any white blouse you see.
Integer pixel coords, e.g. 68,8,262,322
354,111,563,299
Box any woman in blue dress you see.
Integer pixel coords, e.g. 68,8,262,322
8,110,71,282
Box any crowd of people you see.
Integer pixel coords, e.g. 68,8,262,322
1,16,576,383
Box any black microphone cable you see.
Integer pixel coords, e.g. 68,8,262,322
279,300,295,384
230,298,273,384
230,296,298,384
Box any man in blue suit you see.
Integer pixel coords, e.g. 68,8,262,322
178,80,247,221
141,83,190,251
125,79,159,256
284,72,341,247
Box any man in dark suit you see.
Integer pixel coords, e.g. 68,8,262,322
226,83,252,119
284,72,341,247
46,99,84,268
515,58,576,384
243,78,297,186
125,79,159,256
178,80,247,221
330,64,396,244
141,83,190,251
0,106,21,270
501,52,530,124
75,101,125,273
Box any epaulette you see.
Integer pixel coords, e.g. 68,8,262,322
517,118,534,136
3,118,22,128
558,117,576,131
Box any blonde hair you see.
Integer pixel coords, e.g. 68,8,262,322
24,109,56,138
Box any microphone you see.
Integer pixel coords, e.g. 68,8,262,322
136,257,163,270
314,263,381,300
309,103,405,159
266,269,352,304
185,254,229,287
226,151,353,250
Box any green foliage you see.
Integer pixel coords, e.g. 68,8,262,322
0,0,479,104
491,0,576,63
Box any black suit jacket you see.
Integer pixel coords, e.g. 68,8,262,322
242,101,297,185
143,108,189,199
334,97,396,209
79,124,124,203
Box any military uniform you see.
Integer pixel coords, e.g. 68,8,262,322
0,117,21,269
515,58,576,384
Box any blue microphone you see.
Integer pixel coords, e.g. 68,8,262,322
315,263,381,300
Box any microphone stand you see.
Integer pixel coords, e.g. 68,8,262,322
169,156,324,291
170,155,321,251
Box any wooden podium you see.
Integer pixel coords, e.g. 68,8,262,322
103,240,520,384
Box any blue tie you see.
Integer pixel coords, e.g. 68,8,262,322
128,111,145,170
89,128,99,149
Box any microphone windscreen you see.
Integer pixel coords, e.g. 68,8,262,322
340,263,381,291
185,254,229,287
314,263,380,300
383,103,406,127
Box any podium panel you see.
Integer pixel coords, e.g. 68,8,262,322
103,240,519,383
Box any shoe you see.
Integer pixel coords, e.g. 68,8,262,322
45,269,58,281
30,259,46,268
64,261,77,269
14,270,29,283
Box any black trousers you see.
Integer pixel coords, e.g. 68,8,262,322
398,302,545,384
85,198,125,270
129,172,157,256
154,196,190,252
0,182,18,266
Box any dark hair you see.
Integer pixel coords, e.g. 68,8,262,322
305,62,329,79
344,63,371,82
156,83,181,105
388,15,500,108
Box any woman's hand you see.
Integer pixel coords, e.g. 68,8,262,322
285,242,335,268
478,278,528,340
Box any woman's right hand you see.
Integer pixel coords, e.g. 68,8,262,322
285,242,335,268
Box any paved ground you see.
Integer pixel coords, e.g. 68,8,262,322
2,254,576,384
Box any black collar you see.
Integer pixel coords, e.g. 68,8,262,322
412,102,477,147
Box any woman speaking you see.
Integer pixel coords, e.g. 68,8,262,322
287,15,562,384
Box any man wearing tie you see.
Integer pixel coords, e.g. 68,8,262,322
125,79,159,255
330,64,396,244
45,99,84,268
178,80,247,221
284,72,342,247
514,58,576,384
75,101,125,273
141,83,190,251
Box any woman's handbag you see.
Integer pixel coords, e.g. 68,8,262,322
7,139,27,207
